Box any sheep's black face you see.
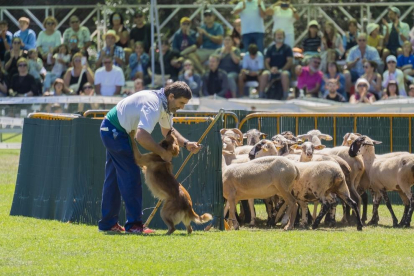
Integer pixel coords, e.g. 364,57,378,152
249,142,263,160
349,136,365,157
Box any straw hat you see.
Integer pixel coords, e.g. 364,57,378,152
103,30,120,42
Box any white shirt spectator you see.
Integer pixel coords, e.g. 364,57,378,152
382,69,407,96
271,6,295,34
234,0,265,35
51,53,71,77
242,52,264,71
94,65,125,96
36,30,62,53
63,26,91,48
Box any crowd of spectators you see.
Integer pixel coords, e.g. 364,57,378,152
1,2,414,105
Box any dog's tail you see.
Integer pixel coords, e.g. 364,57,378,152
190,209,213,224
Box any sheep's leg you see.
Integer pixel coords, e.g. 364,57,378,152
297,200,309,228
278,190,298,230
312,202,318,220
307,207,313,225
339,195,363,231
263,198,273,226
361,192,368,223
312,201,330,230
380,190,399,228
340,200,349,225
223,201,229,218
397,190,410,227
327,200,337,228
248,199,256,226
274,201,287,225
367,192,381,226
228,198,239,230
402,191,414,228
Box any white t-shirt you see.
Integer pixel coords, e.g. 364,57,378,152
36,30,62,53
272,7,295,34
116,90,173,134
94,66,125,96
234,0,265,35
51,53,71,76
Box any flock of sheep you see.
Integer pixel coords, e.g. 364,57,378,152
220,128,414,231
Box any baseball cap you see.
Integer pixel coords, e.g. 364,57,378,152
204,9,213,15
389,7,401,17
386,55,397,63
308,20,319,28
134,10,144,18
180,17,191,24
409,84,414,90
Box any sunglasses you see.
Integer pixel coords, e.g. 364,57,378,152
313,61,321,65
70,39,78,43
83,86,93,89
184,63,192,66
74,59,81,62
182,23,190,26
71,21,79,24
46,22,55,25
357,84,368,88
18,63,27,67
103,61,112,64
358,39,366,42
13,41,21,44
387,61,396,64
363,65,370,69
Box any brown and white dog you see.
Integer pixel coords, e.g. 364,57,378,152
129,130,212,235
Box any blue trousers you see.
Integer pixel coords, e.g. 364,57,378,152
242,32,264,53
98,119,143,231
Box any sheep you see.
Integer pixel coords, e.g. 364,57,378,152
349,136,414,228
222,155,300,230
297,129,333,146
221,128,244,146
232,129,267,155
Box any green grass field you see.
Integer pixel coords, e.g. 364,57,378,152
1,150,414,275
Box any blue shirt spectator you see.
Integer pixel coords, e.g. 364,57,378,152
0,21,12,61
14,17,36,50
265,43,293,70
129,52,149,80
178,60,202,97
346,34,381,77
242,50,264,72
397,54,414,68
198,21,224,50
172,17,197,53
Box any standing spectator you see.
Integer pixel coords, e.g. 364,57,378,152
233,0,266,53
367,23,384,54
382,80,400,100
44,44,71,91
238,44,264,97
214,35,241,98
4,37,27,82
130,10,151,53
96,30,125,67
397,41,414,78
0,21,12,62
321,62,347,100
202,55,228,97
178,59,202,97
0,66,8,96
346,33,381,90
27,49,43,93
63,53,94,95
149,38,183,84
302,20,321,57
266,0,299,48
320,22,344,72
382,55,407,96
36,17,62,62
13,17,36,51
295,55,323,97
63,15,92,51
195,9,224,66
110,12,129,49
260,29,293,99
361,60,383,100
94,55,125,96
324,78,346,102
382,7,410,57
129,41,149,81
350,78,375,104
8,57,38,96
230,19,243,50
343,19,359,55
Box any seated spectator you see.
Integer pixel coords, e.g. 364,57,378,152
4,37,27,82
350,78,375,104
382,7,409,57
8,57,38,96
361,60,383,100
63,15,92,52
63,53,94,95
44,78,65,96
67,35,87,60
134,78,144,93
0,20,12,62
408,84,414,97
27,49,43,94
44,43,71,91
214,35,241,98
78,82,99,110
178,59,202,96
0,66,8,96
321,21,344,57
36,16,61,63
233,0,266,53
324,78,346,102
238,44,264,97
397,41,414,80
302,20,321,57
382,80,400,100
172,17,200,73
148,38,183,85
346,33,381,91
260,29,293,99
129,41,149,80
165,79,174,88
295,55,323,97
195,10,224,67
266,0,299,49
110,12,129,49
202,55,228,97
230,19,243,50
382,55,407,96
94,55,125,96
321,62,346,100
96,30,125,68
343,19,359,56
129,10,151,52
13,17,36,51
367,23,384,55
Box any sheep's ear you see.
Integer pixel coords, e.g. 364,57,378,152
373,140,382,145
220,129,227,135
354,133,362,136
315,145,326,150
275,145,283,151
260,132,267,138
290,144,300,150
319,134,333,141
243,133,247,139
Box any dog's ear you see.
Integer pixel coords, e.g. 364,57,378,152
161,140,169,149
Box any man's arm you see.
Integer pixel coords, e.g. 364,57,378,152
265,57,271,71
282,56,293,71
233,1,245,15
114,85,122,95
95,83,101,95
163,127,201,153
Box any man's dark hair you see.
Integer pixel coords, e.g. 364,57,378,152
0,20,8,26
248,44,258,55
164,81,192,99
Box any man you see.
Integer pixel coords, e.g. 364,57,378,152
98,81,201,233
0,21,12,62
63,15,92,52
260,29,293,99
382,55,407,96
196,10,224,64
382,7,410,56
295,55,323,97
238,43,264,97
13,17,36,51
95,55,125,96
96,30,125,67
408,84,414,97
343,19,359,54
346,33,381,89
129,10,151,53
148,39,183,84
233,0,266,53
202,55,228,97
324,78,346,102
